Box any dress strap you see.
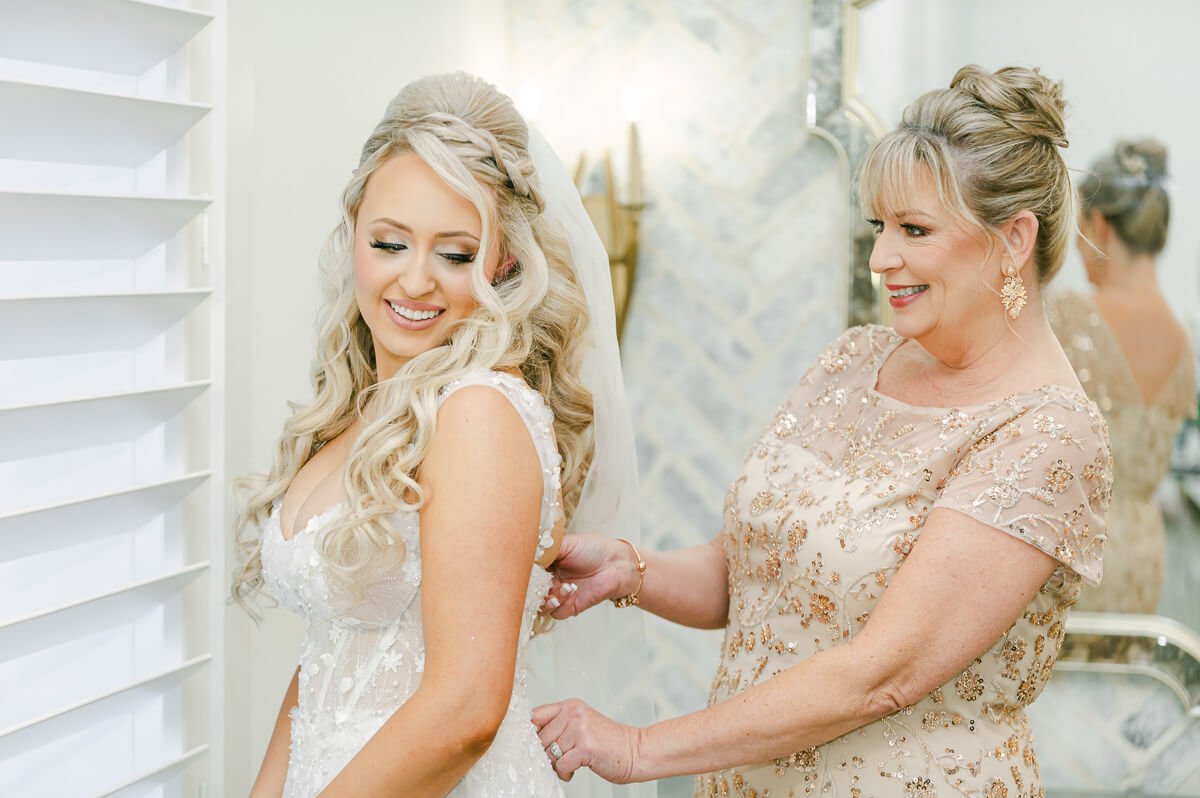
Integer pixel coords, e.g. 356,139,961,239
439,371,563,559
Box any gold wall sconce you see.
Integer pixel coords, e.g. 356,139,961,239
517,84,645,343
574,90,645,343
574,150,643,342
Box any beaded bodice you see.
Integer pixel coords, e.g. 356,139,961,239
261,370,565,798
698,325,1112,798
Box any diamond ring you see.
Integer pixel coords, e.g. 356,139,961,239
549,741,564,760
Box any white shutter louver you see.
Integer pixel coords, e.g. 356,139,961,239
0,1,225,795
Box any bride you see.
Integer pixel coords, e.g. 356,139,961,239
230,72,640,798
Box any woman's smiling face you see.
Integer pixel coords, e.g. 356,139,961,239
867,168,1000,344
353,152,500,381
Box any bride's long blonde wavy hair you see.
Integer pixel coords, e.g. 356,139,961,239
232,73,594,616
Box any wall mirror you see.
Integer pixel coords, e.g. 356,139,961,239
844,0,1200,791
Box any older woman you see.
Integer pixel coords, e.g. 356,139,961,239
534,65,1112,797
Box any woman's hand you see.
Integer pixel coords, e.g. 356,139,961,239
532,699,642,783
540,533,637,619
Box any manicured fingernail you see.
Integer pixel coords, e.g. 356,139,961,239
546,596,560,609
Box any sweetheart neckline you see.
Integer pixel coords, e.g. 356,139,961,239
270,500,346,544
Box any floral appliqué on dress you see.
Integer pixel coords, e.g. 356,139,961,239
261,371,566,798
697,325,1112,798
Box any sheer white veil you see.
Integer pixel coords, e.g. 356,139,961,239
524,125,656,798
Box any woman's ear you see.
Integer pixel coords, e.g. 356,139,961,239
491,254,518,286
1077,208,1108,263
1085,208,1110,246
1004,210,1040,273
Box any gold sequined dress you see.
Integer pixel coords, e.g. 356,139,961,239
697,325,1111,798
1052,291,1195,613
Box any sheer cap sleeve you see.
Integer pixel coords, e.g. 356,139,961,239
796,324,894,386
931,390,1113,586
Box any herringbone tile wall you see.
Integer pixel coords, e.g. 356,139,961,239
508,0,849,721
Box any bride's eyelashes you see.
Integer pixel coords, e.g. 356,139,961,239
369,239,476,265
370,239,405,252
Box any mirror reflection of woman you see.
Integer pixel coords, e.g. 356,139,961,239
533,66,1112,798
1052,140,1196,613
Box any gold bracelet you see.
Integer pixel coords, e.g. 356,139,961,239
610,538,646,608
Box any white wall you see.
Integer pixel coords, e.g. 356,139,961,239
858,0,1200,331
222,1,507,792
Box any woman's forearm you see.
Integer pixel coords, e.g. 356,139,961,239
632,641,891,781
611,509,1064,783
631,537,729,629
316,678,510,798
249,667,299,798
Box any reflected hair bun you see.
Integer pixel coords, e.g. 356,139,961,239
1080,138,1170,255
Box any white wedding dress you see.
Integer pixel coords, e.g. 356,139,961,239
261,370,567,798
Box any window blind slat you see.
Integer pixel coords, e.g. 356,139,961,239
0,472,209,561
0,1,224,792
0,656,210,761
0,192,209,259
0,562,208,662
0,78,210,166
0,291,210,359
94,745,209,798
0,381,209,462
0,0,213,75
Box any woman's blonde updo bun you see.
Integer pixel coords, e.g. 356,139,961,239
1079,138,1170,255
860,64,1075,284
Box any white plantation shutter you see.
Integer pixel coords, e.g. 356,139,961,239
0,1,225,796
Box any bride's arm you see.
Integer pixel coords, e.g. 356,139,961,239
249,666,298,798
317,386,546,798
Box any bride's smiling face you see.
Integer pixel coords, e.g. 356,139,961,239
353,152,501,381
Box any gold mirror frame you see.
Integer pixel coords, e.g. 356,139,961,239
1060,612,1200,717
817,0,890,327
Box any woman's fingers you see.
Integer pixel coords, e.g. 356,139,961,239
539,580,581,617
555,740,587,781
532,699,614,781
533,702,569,753
531,701,563,731
538,533,629,619
549,582,582,618
533,700,591,780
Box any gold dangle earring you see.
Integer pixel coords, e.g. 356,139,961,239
1000,262,1027,320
